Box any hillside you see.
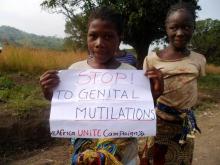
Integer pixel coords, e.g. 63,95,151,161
0,25,64,50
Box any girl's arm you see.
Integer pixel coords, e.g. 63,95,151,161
145,68,164,103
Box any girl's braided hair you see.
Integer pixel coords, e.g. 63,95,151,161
165,2,197,24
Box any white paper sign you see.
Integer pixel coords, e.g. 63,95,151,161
50,69,156,138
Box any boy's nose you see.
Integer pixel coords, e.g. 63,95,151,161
95,37,104,48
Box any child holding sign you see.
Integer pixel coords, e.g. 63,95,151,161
40,7,163,165
143,2,206,165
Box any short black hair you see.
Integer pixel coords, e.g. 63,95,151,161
165,2,196,24
88,6,124,36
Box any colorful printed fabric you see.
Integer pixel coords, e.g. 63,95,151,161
157,102,201,144
143,102,200,165
71,138,138,165
148,116,195,165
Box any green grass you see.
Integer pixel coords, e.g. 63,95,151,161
198,74,220,89
195,97,217,112
0,72,49,116
196,74,220,112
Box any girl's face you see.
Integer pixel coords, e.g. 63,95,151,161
87,19,120,64
166,9,194,49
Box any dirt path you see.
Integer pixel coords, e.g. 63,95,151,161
7,103,220,165
5,88,220,165
193,103,220,165
7,145,70,165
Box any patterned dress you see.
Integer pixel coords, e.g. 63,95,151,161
143,51,206,165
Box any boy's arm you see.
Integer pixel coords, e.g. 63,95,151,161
39,70,60,101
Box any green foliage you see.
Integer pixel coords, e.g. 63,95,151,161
64,15,88,51
7,84,49,116
198,74,220,89
0,75,15,101
0,26,64,50
191,19,220,65
41,0,200,68
195,74,220,112
195,98,216,112
0,76,14,90
0,73,49,116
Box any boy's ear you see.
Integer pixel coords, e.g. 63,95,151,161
118,35,123,47
119,35,124,41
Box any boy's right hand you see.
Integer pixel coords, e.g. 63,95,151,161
39,70,60,101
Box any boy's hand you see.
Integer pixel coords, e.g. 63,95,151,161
145,68,164,101
39,70,60,101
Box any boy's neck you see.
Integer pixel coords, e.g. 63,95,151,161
87,58,121,69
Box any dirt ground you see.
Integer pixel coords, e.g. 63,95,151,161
193,103,220,165
4,102,219,165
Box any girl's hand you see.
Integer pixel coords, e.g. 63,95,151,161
39,70,60,101
145,68,164,101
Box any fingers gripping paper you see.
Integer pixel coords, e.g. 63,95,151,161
50,69,156,138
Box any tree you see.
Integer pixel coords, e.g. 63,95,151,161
63,15,88,51
41,0,200,68
41,0,90,51
191,19,220,65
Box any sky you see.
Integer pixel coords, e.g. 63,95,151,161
0,0,220,38
0,0,66,38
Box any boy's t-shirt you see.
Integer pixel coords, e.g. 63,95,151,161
69,59,136,70
143,51,206,110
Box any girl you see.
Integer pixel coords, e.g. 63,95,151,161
40,7,163,165
143,2,206,165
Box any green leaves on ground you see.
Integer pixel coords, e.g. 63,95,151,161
199,74,220,89
0,73,49,116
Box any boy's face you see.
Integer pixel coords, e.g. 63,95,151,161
166,9,194,49
87,19,120,64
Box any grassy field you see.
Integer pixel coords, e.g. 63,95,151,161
0,46,87,73
199,74,220,89
0,45,219,116
0,46,86,116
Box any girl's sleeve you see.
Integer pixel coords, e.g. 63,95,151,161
143,55,149,71
143,52,155,71
199,55,206,76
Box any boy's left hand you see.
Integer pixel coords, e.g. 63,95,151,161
145,68,164,101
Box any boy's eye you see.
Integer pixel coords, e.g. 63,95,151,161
88,33,97,39
104,34,113,40
169,26,177,31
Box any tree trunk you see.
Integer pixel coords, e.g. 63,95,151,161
134,43,150,69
